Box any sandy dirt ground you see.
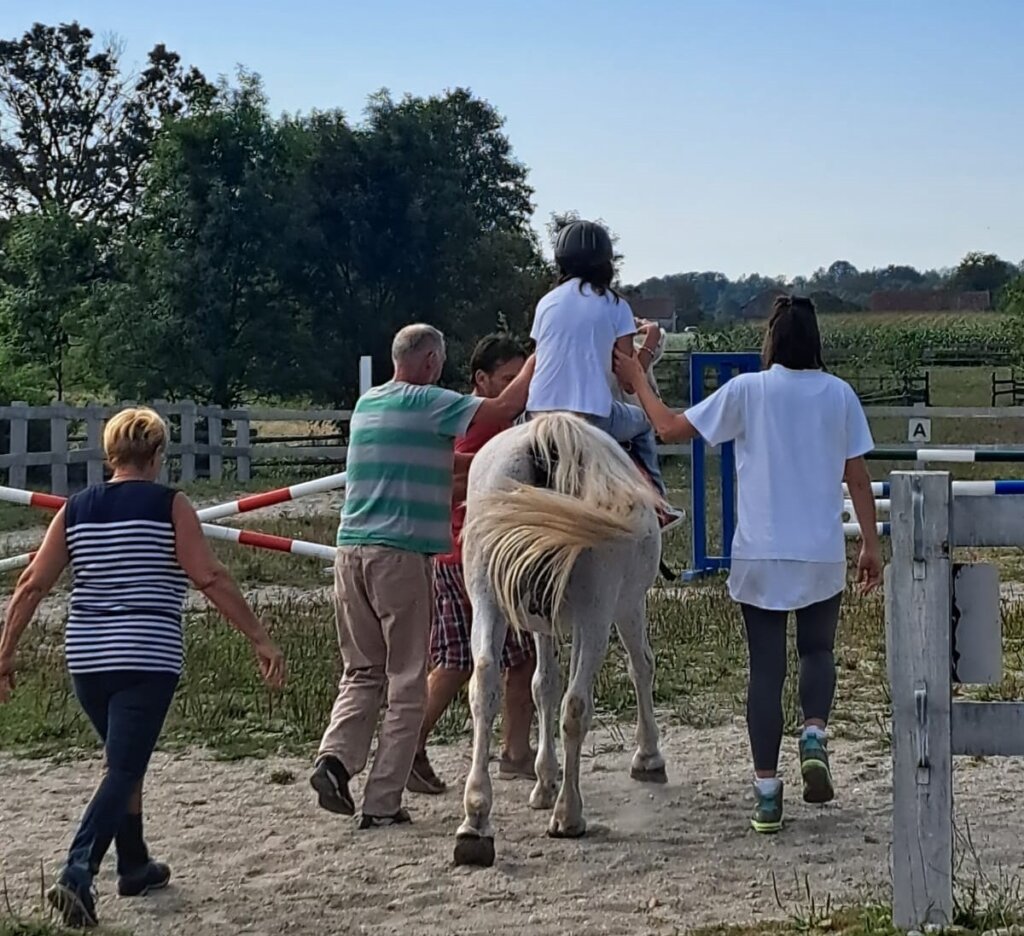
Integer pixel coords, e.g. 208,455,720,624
3,725,1024,936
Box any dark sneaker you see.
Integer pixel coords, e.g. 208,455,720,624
47,876,99,929
658,505,685,533
358,807,412,830
800,733,835,804
751,781,784,834
407,750,446,794
118,860,171,897
310,755,355,815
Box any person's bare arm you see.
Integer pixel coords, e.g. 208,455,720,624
613,347,698,442
635,322,662,371
172,494,286,687
844,456,882,592
472,355,536,425
0,507,70,701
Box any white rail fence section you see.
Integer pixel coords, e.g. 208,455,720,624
3,400,1024,496
0,359,376,495
886,471,1024,928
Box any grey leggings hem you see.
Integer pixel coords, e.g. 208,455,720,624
740,592,842,773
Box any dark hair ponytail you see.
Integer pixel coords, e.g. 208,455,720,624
761,296,826,370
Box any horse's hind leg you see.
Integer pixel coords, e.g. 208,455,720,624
549,613,611,839
529,632,560,812
454,589,505,868
616,601,667,783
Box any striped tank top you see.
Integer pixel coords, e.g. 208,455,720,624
65,481,189,675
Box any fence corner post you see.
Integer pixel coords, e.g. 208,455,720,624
50,400,69,496
9,401,29,490
85,405,105,488
235,410,251,483
180,401,197,484
886,470,954,929
208,408,223,482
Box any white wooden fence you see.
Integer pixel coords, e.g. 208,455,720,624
886,471,1024,927
0,400,357,494
3,403,1024,497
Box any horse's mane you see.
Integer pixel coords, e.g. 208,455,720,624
462,413,660,634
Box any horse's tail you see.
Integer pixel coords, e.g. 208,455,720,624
462,412,660,634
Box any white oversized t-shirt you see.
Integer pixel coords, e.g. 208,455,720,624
686,365,874,610
527,280,636,418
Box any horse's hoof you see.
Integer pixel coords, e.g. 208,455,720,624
547,817,587,839
453,835,496,867
630,764,668,784
529,784,557,811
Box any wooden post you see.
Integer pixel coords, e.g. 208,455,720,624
235,411,251,483
359,356,373,396
50,402,69,496
208,410,223,482
9,401,29,490
179,401,197,484
152,401,170,484
886,471,954,929
86,408,104,487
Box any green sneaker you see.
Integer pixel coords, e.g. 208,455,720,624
751,780,784,834
800,732,835,804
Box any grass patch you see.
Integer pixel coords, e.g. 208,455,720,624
0,578,893,758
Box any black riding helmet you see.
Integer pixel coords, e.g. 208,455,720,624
554,220,614,271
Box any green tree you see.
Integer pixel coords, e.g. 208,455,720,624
951,251,1016,296
0,209,106,399
0,21,212,223
97,72,298,406
283,88,545,402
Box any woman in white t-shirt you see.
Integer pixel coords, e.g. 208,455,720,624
527,220,682,529
614,295,882,834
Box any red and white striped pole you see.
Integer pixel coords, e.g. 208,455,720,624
0,483,340,572
195,472,346,522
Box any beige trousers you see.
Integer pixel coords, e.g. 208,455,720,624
318,545,433,816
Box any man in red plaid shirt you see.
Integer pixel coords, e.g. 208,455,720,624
407,335,536,795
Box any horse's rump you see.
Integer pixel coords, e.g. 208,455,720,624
462,413,660,634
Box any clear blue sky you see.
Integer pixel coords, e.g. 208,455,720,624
7,1,1023,283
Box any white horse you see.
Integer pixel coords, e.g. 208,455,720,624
453,412,668,867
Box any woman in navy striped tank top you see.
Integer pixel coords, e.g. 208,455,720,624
0,408,286,929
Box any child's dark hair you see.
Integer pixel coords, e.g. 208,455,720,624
761,296,825,370
470,333,527,377
557,259,620,301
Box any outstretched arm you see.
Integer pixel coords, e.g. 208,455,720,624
0,507,70,702
613,347,698,442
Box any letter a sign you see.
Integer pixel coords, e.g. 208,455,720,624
907,417,931,443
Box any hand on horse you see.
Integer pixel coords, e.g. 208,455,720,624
613,346,643,394
856,543,883,594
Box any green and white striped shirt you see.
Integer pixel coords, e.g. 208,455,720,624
338,381,482,555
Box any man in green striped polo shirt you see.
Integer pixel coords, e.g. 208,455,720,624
311,323,534,829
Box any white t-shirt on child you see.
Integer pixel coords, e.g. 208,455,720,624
527,279,636,418
685,365,874,610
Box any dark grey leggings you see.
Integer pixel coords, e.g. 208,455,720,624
740,592,842,773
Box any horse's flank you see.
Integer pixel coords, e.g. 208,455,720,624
461,413,661,635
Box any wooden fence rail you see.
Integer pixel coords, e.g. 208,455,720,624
5,401,1024,495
